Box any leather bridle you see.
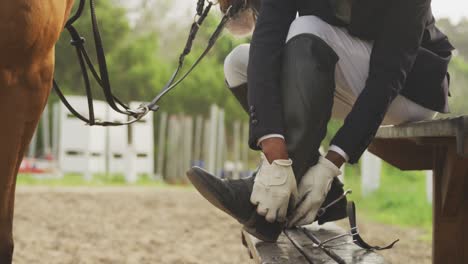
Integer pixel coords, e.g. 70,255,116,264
54,0,251,126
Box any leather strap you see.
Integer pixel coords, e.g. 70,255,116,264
347,201,399,250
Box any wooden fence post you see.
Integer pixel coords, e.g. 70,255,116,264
174,116,184,183
165,116,178,183
52,103,60,160
233,121,241,179
216,109,225,177
182,116,193,183
193,115,203,166
42,104,52,156
203,119,211,170
156,112,167,179
207,105,218,174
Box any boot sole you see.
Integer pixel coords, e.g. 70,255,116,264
186,167,236,218
186,167,280,242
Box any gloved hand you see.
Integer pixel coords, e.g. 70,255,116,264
287,156,342,228
250,153,298,223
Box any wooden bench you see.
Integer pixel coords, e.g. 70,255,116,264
243,116,468,264
369,116,468,264
242,223,387,264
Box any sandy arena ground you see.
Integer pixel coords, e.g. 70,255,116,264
12,187,431,264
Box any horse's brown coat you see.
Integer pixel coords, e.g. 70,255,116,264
0,0,74,262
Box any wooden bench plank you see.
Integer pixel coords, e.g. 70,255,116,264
242,223,387,264
375,117,468,156
242,228,307,263
376,116,467,139
368,117,468,170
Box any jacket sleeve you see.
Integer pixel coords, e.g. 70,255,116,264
330,0,431,164
247,0,297,150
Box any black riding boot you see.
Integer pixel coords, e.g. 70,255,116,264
227,83,249,113
281,34,347,224
187,34,348,242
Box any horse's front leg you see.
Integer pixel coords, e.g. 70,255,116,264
0,96,45,262
0,0,75,261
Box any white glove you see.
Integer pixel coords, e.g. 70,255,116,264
250,153,298,223
287,156,341,228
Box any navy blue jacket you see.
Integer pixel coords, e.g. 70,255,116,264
247,0,454,163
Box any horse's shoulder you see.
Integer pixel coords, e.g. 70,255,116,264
0,0,74,65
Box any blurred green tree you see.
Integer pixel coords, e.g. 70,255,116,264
437,18,468,60
54,0,169,104
447,56,468,115
53,0,248,123
436,19,468,115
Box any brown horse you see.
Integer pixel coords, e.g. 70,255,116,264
0,0,259,261
0,0,75,262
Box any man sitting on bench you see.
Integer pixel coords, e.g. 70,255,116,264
187,0,454,242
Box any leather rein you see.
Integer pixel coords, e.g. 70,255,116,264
54,0,247,126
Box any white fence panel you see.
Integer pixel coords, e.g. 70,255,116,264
108,108,129,174
129,102,154,177
88,102,107,173
56,97,107,178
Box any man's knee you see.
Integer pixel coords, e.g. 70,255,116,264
286,16,332,43
224,44,250,87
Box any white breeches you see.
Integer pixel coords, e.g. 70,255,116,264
224,15,436,125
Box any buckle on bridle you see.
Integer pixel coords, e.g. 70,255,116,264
127,104,150,119
316,189,352,218
70,37,86,47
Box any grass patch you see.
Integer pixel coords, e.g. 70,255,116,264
343,163,432,232
17,173,169,187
